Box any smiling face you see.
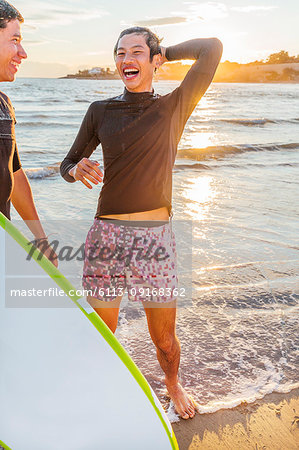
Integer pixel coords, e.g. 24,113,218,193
0,19,27,82
115,33,160,93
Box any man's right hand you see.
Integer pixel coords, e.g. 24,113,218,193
157,46,168,67
69,158,103,189
40,242,59,268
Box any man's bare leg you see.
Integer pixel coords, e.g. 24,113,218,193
87,295,122,333
143,300,196,419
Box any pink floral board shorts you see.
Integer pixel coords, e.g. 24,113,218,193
82,218,178,302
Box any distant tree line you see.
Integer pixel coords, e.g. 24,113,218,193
266,50,299,64
249,50,299,65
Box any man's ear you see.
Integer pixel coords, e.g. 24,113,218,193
153,53,162,70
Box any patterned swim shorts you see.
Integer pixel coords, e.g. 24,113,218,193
82,218,178,302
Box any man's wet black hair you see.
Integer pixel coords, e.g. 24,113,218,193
114,27,162,62
0,0,24,29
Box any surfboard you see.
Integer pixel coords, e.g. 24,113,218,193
0,212,178,450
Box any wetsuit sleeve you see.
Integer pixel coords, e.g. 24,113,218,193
166,38,223,136
12,143,21,172
60,102,102,182
0,92,21,173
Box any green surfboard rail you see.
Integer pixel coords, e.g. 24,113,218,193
0,440,12,450
0,212,178,450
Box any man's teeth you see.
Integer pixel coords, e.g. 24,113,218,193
123,69,139,77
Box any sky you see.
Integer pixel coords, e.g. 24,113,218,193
13,0,299,77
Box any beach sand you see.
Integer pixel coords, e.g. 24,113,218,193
172,388,299,449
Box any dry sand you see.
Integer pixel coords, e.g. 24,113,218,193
172,388,299,449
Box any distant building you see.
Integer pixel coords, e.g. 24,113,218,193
88,67,103,75
61,66,120,80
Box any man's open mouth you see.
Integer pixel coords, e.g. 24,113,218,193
10,61,20,72
123,68,139,80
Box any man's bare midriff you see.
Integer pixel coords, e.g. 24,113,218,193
99,206,169,221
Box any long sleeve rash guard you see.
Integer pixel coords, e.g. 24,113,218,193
60,38,222,218
0,92,21,219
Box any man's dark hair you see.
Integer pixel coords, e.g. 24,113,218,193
114,27,162,62
0,0,24,29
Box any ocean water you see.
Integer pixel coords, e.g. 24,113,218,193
2,78,299,418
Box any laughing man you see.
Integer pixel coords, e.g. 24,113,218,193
61,27,222,419
0,0,57,265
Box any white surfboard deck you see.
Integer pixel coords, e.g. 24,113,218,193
0,225,177,450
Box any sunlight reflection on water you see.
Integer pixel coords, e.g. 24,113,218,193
182,175,216,220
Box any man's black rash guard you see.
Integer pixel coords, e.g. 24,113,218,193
0,92,21,219
60,38,222,218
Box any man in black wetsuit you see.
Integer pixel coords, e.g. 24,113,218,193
0,0,57,265
61,27,222,419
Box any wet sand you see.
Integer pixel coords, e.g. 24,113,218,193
172,388,299,449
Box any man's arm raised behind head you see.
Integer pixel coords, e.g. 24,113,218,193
164,38,223,131
165,38,223,72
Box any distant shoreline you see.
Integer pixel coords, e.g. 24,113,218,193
213,61,299,83
59,62,299,83
58,78,298,84
59,74,120,80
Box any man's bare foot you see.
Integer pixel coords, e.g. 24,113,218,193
165,379,197,419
